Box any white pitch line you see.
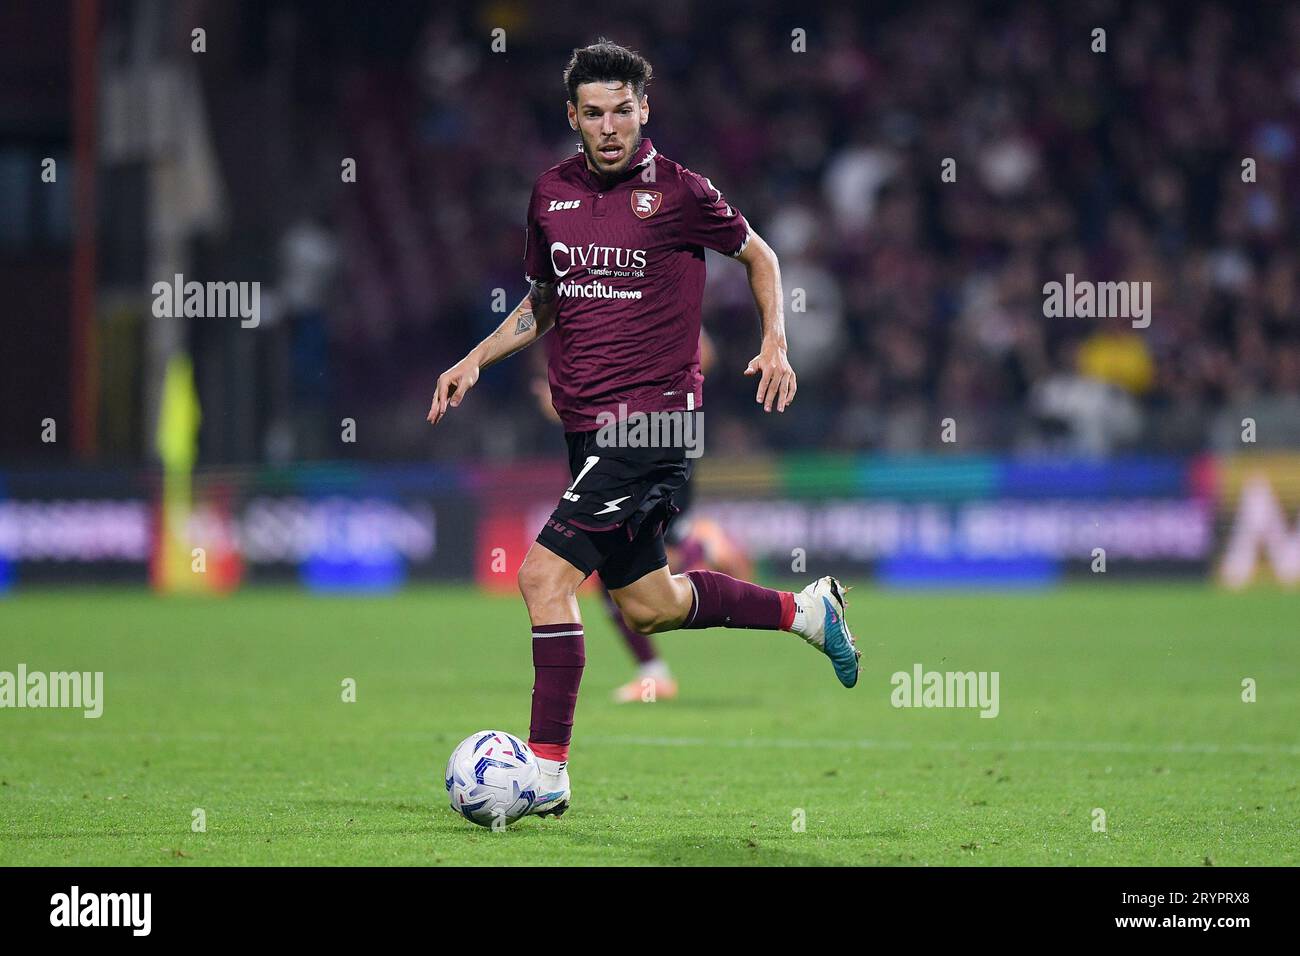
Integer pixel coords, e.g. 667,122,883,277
585,735,1300,757
18,731,1300,757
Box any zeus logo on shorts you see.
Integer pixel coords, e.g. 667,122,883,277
545,518,576,539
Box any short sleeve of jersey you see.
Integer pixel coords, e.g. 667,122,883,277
523,182,554,283
680,168,751,256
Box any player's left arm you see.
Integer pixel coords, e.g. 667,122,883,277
735,231,796,413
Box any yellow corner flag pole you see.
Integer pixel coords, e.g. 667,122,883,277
153,353,202,592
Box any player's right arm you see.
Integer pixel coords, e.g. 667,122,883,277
429,179,560,426
426,280,556,426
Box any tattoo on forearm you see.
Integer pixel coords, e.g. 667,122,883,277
515,309,536,334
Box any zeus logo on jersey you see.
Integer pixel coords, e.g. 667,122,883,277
549,241,647,277
548,199,581,211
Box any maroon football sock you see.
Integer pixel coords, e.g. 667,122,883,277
602,585,658,665
681,570,796,631
527,623,585,762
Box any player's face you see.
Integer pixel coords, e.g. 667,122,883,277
568,81,649,177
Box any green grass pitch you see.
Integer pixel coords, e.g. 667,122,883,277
1,584,1297,866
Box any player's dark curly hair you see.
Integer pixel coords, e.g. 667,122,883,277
563,39,654,104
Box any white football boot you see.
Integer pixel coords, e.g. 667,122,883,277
791,576,860,688
528,757,571,818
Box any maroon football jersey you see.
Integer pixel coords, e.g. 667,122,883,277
524,138,751,432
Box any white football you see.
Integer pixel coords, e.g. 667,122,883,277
445,730,541,828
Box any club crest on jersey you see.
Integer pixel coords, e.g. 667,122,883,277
631,189,663,219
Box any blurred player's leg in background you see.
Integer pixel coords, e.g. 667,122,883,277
606,515,753,703
603,583,678,702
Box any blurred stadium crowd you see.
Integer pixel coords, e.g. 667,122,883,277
321,0,1300,460
6,0,1300,464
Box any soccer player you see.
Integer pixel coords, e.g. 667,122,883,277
428,40,858,817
